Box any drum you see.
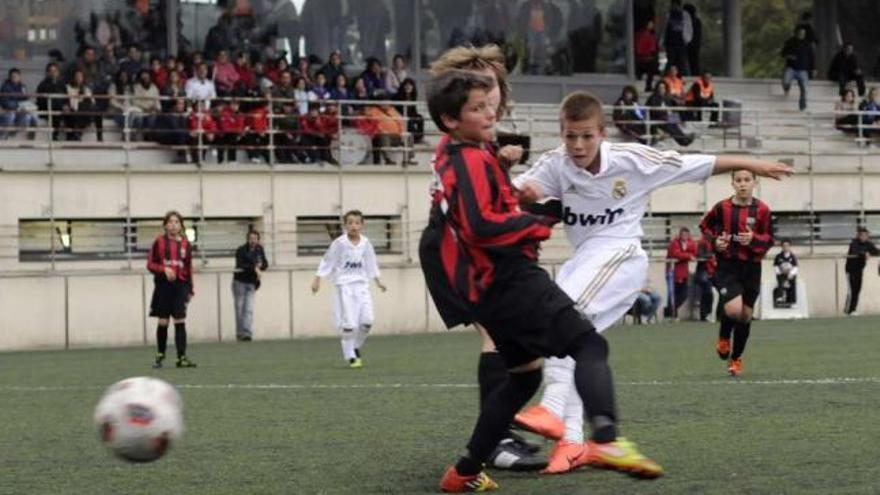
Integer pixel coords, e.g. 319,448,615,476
330,128,371,165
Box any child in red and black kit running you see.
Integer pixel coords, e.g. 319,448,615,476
421,70,660,493
700,170,773,376
147,211,197,368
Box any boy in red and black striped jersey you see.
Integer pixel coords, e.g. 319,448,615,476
147,211,197,368
422,70,656,493
700,170,773,376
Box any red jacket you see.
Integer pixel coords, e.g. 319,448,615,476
667,237,697,283
218,107,247,134
188,111,217,135
152,67,169,91
634,28,658,62
235,64,255,90
249,106,269,134
147,234,194,295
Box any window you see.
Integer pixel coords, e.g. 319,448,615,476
296,215,402,256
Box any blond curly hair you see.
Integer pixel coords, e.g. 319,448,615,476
429,44,511,118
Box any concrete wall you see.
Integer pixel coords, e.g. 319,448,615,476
1,257,878,352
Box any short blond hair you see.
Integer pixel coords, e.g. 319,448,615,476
430,44,511,118
560,91,605,126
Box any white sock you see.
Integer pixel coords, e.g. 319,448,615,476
340,329,357,360
354,324,371,350
563,382,585,443
539,356,575,419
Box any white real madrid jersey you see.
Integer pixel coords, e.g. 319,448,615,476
513,141,715,249
316,234,380,286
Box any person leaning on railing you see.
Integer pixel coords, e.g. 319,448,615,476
154,97,190,163
36,62,67,140
834,88,859,136
187,99,216,163
857,87,880,143
274,99,300,163
131,69,160,141
0,68,38,140
64,68,103,142
394,77,424,147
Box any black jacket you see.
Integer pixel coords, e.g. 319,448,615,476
234,244,268,286
782,37,814,71
845,238,879,273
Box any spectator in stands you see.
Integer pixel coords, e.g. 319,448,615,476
293,76,317,116
663,0,692,74
0,68,38,140
149,57,168,92
634,19,660,93
632,278,662,324
295,57,313,85
213,50,240,97
160,69,186,112
233,229,268,341
319,50,345,86
645,80,694,146
662,65,686,107
267,57,290,85
844,227,878,316
516,0,561,75
131,69,160,140
245,99,270,163
386,54,409,95
217,98,247,163
188,99,217,163
365,102,405,165
274,100,300,163
795,11,818,47
612,85,650,145
683,3,702,76
252,61,274,95
773,239,798,306
187,52,206,78
234,51,255,95
185,63,217,107
75,47,103,90
36,62,67,140
155,97,189,162
781,26,814,111
119,44,144,79
299,102,334,163
828,43,865,98
685,72,718,122
164,55,179,81
330,73,351,100
834,88,859,136
362,57,387,98
695,232,716,321
352,77,370,101
666,226,697,319
64,68,102,141
394,77,424,146
271,71,296,113
98,44,119,84
108,69,134,128
858,87,880,142
312,73,330,101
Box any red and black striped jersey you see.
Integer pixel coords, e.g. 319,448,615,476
428,138,554,304
147,234,195,294
699,197,773,263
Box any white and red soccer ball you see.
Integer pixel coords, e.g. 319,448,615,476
93,377,184,462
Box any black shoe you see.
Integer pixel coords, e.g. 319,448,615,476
152,352,165,369
487,438,548,471
176,356,197,368
242,335,252,342
507,430,541,455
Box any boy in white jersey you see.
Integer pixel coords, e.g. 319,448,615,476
312,210,387,368
511,91,792,474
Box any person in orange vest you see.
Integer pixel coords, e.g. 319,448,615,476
685,72,719,123
662,64,686,106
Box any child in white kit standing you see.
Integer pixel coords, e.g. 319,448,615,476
311,210,387,368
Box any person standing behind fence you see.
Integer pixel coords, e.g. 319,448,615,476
311,210,386,368
844,227,879,316
233,230,268,341
147,211,197,368
695,232,717,321
666,227,697,319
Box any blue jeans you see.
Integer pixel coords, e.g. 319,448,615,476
0,110,37,139
232,280,256,338
635,291,662,322
782,68,809,110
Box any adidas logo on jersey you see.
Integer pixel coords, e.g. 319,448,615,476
562,206,624,227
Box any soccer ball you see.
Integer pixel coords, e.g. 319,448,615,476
93,377,184,462
780,262,793,275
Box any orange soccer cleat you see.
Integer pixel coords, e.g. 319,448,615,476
513,405,565,441
716,338,731,360
728,358,743,377
439,466,499,493
541,440,590,475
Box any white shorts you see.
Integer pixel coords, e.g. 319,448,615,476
555,241,648,333
333,282,374,331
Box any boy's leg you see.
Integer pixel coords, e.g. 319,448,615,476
353,286,373,352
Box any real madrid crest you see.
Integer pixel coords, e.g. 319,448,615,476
612,179,627,199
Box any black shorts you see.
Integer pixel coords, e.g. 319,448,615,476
713,259,762,308
419,220,474,328
149,279,191,319
475,264,589,368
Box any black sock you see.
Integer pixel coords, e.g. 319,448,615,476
454,455,483,477
354,348,361,358
731,321,751,360
477,352,508,411
719,314,734,340
156,324,168,355
174,322,187,358
463,367,542,467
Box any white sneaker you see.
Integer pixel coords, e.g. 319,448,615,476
849,311,860,317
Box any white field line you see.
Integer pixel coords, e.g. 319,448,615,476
0,377,878,393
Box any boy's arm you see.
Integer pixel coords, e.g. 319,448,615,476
747,205,774,256
712,156,793,180
511,151,564,202
452,150,553,248
315,240,338,278
146,238,165,275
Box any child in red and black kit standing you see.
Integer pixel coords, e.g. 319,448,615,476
299,103,334,163
188,99,217,163
700,170,773,377
421,70,656,493
147,211,197,368
218,99,247,163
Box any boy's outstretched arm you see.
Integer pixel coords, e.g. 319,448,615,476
712,156,794,180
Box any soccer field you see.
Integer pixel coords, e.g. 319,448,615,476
1,317,879,495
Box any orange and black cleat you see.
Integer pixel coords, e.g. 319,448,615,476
716,338,731,360
439,466,498,493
